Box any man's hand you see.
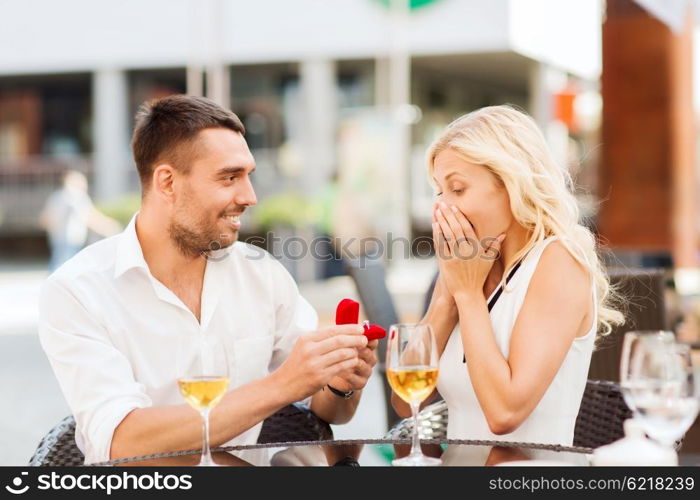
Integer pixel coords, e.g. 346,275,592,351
275,324,367,402
327,339,378,392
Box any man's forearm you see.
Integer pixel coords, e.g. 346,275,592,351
110,370,292,460
310,386,362,425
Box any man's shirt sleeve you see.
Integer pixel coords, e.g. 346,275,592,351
267,257,319,375
38,277,152,464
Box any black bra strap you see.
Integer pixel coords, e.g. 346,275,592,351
462,258,524,363
486,259,523,312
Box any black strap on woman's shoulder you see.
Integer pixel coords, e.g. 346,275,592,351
462,258,524,363
486,259,523,312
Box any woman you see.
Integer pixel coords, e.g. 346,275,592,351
391,105,624,445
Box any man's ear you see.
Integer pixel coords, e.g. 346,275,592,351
152,164,176,202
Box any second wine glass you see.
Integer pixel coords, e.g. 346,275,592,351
386,323,441,466
619,330,675,411
628,341,699,449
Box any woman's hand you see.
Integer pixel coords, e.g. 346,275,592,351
429,273,456,315
433,272,453,302
432,201,505,301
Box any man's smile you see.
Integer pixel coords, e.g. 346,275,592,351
221,214,241,230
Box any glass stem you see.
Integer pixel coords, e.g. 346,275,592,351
409,400,422,457
199,409,214,466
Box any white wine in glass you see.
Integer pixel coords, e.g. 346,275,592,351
386,323,441,466
177,335,229,466
386,366,439,404
177,376,229,410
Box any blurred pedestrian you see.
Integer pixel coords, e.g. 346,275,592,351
39,170,122,271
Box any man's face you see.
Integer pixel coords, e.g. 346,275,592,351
169,128,257,258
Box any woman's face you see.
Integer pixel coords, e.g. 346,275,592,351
432,149,513,243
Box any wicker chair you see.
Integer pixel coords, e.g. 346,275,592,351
257,403,333,443
383,380,634,448
588,269,668,382
384,399,448,440
29,403,332,466
29,416,83,466
572,379,632,448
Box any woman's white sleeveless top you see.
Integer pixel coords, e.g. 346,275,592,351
436,237,597,445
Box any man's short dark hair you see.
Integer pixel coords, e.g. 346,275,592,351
131,94,245,191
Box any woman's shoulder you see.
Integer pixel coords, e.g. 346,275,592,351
509,238,593,339
528,238,591,299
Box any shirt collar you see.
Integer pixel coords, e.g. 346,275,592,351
113,212,150,279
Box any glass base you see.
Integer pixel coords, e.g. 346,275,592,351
392,453,442,467
197,455,222,466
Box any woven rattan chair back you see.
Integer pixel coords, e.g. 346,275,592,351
588,268,667,382
30,404,332,466
573,379,632,448
384,380,637,449
29,416,83,466
383,399,448,440
257,403,333,443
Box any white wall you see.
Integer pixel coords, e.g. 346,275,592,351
508,0,602,79
219,0,511,60
0,0,195,73
0,0,518,73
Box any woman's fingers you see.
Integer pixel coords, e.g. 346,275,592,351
449,204,477,241
438,202,467,242
448,205,481,258
433,220,451,256
433,223,452,273
482,233,506,261
438,203,480,259
434,206,456,254
432,218,448,256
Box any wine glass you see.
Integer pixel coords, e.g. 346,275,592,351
176,334,230,466
386,323,441,466
627,339,699,449
619,330,674,411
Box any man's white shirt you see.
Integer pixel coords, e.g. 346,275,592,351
38,215,318,465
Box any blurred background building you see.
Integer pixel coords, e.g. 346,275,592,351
0,0,605,278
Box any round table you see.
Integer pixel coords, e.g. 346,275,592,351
97,438,592,466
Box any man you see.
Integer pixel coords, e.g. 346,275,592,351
38,95,377,466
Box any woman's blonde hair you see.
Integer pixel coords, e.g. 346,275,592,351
427,105,624,336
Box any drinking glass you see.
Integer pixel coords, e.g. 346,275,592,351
619,330,674,411
177,334,229,466
627,339,699,448
386,323,441,466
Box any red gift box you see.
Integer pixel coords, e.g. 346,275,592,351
335,298,386,341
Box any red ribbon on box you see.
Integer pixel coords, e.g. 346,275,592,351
335,298,386,341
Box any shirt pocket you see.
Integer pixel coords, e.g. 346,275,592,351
231,336,274,387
